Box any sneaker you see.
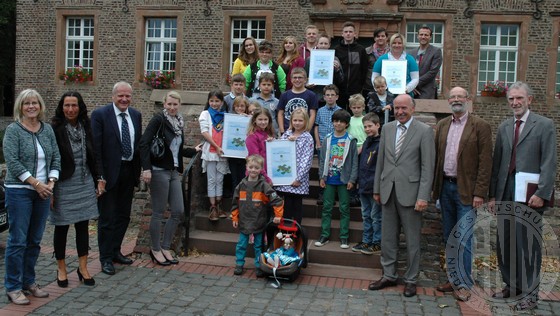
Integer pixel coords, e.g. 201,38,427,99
314,236,329,247
371,243,381,254
23,283,49,298
360,244,374,255
340,238,349,249
233,265,243,275
6,290,30,305
255,268,265,278
351,242,366,252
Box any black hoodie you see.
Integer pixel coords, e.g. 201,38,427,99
335,40,368,96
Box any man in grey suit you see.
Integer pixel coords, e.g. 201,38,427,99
368,94,435,297
489,81,557,311
412,26,442,99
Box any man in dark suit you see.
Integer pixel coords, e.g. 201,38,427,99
489,81,556,311
433,87,493,301
412,26,442,99
91,82,142,275
368,94,435,297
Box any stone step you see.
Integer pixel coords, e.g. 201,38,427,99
194,214,365,243
188,230,381,269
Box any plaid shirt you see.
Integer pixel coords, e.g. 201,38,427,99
314,104,342,143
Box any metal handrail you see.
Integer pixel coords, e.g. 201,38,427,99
181,151,201,255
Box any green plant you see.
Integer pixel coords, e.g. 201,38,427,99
59,66,93,84
142,70,175,89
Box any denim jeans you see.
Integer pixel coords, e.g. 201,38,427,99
359,194,382,244
149,169,184,251
235,232,263,268
4,187,50,292
440,180,475,287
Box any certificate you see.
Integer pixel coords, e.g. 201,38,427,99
308,49,335,86
222,113,250,158
381,60,407,94
514,172,540,202
266,140,297,185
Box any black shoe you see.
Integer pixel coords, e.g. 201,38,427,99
113,253,133,265
77,269,95,286
56,271,68,288
351,242,366,252
233,265,243,275
368,278,397,291
403,283,417,297
150,250,170,266
255,269,265,278
161,250,179,265
101,262,115,275
314,236,329,247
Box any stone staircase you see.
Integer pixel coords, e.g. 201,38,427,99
188,157,380,269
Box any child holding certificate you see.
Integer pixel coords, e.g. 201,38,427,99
275,108,314,224
246,108,275,184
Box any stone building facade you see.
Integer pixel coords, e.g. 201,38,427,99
14,0,559,282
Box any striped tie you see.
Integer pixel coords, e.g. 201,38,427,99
120,112,132,159
395,124,407,156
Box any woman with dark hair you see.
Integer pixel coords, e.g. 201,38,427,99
232,37,259,76
4,89,61,305
50,91,104,287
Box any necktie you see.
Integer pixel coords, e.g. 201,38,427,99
418,53,423,65
120,112,132,159
508,119,522,174
395,124,407,156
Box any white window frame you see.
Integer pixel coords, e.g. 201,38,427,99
144,18,177,73
405,22,444,95
477,24,518,93
230,18,266,72
65,17,94,72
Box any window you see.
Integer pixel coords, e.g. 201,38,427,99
406,22,444,94
230,18,266,72
145,18,177,73
65,17,94,73
477,24,518,93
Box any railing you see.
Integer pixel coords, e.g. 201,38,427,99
181,151,201,255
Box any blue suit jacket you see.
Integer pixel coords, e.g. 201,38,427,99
91,103,142,190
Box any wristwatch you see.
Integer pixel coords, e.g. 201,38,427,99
48,177,57,183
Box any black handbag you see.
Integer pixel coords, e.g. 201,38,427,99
150,116,165,159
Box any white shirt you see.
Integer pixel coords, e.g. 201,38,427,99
113,104,135,160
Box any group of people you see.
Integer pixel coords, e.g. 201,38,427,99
3,82,191,305
3,21,555,312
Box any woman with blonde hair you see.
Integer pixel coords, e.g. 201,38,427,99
276,36,305,89
372,33,419,96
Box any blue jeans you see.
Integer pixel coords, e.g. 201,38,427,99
4,187,50,292
440,181,475,287
235,232,263,268
360,194,381,244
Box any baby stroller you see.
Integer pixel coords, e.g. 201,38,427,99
259,218,308,283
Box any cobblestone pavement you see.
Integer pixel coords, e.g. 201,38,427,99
0,225,558,315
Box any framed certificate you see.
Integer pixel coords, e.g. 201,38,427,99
308,49,335,86
222,113,250,158
266,140,297,186
381,60,407,94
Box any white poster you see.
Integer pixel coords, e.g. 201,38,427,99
222,113,250,158
308,50,335,86
381,60,407,94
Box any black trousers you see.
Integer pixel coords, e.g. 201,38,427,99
53,220,89,260
496,173,544,296
97,162,135,264
278,192,303,225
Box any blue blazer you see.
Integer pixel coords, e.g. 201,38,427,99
91,103,142,190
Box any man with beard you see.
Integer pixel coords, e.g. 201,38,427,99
432,86,492,301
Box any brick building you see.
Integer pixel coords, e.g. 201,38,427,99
14,0,559,282
15,0,560,181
